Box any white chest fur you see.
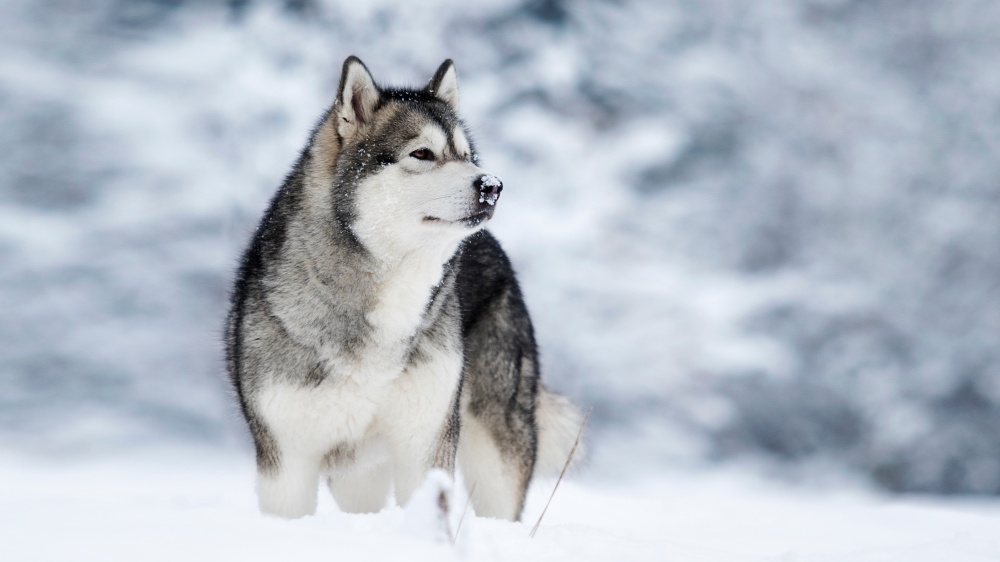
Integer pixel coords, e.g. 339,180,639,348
258,249,461,458
366,251,447,346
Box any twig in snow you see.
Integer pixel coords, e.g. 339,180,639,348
438,489,453,544
452,481,477,545
529,407,591,539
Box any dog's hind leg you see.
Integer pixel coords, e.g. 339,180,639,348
458,408,533,521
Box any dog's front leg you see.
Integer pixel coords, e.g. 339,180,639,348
256,450,321,518
380,347,463,506
387,429,448,506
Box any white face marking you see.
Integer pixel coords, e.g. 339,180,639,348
400,125,447,167
452,127,471,160
351,122,493,263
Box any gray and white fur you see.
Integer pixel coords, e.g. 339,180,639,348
225,56,583,521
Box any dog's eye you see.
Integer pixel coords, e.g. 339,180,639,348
410,148,435,161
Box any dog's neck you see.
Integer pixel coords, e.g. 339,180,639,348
360,239,461,346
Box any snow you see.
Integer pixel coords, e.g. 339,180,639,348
480,174,502,188
479,174,502,205
3,449,999,561
400,469,454,543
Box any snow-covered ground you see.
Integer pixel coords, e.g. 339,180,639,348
4,449,1000,561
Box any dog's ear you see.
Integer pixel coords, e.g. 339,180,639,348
336,56,380,139
426,59,459,111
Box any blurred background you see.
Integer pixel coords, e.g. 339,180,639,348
2,0,999,496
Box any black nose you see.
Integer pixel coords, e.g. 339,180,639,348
473,174,503,203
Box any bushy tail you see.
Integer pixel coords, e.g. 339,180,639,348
534,386,586,477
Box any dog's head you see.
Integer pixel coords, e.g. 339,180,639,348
319,56,502,257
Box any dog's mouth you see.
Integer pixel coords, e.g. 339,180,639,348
423,208,494,228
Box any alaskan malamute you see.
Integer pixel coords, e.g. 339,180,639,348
225,56,583,521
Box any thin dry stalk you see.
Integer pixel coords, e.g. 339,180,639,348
439,489,454,544
452,482,477,545
529,408,592,538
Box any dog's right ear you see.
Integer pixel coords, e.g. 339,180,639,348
336,56,380,140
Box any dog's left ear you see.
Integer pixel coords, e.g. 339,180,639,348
427,59,459,111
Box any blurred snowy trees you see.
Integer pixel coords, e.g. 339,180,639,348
2,0,998,493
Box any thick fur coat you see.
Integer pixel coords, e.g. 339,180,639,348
225,57,583,521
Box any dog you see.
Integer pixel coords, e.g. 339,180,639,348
225,56,583,521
